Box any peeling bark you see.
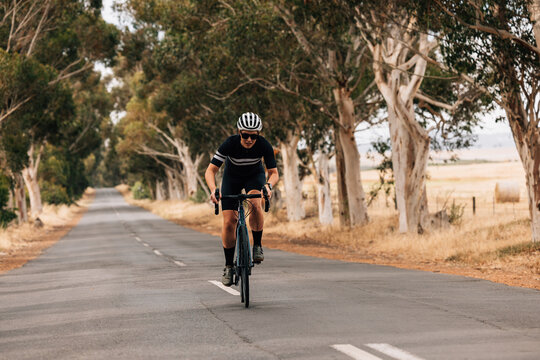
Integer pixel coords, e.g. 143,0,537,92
506,91,540,242
314,152,333,225
333,87,369,226
165,168,184,200
21,143,44,218
155,180,166,200
14,173,27,224
334,127,350,227
280,130,305,221
370,28,433,233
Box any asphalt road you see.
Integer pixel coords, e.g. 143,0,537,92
1,188,539,360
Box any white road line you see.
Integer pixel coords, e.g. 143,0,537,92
154,250,162,256
143,243,149,247
208,280,240,296
135,237,141,242
174,260,187,267
331,345,382,360
366,344,425,360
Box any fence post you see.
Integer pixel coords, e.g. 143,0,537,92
472,196,476,215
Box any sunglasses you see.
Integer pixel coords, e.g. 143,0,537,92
240,132,259,140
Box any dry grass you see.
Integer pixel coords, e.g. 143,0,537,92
117,161,540,290
0,188,95,273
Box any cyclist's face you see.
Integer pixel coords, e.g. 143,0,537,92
239,131,258,148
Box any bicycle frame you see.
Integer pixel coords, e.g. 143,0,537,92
235,202,252,275
214,189,269,307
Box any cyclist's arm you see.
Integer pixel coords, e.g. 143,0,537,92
205,164,220,203
266,167,279,189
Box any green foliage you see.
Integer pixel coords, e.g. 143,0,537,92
131,181,151,199
366,138,394,207
39,146,90,203
41,181,71,205
0,174,16,228
190,186,208,204
1,0,118,210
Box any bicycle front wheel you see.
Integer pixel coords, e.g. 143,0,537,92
238,225,250,308
241,262,249,307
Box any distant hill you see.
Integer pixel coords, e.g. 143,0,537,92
474,132,515,149
357,132,519,169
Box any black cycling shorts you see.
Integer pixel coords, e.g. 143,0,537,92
220,171,266,211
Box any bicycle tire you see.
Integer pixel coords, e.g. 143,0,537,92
242,262,249,308
237,225,250,308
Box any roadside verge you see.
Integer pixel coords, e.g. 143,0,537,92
116,185,539,291
0,188,95,274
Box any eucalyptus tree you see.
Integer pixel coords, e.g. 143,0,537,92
0,49,74,218
212,1,310,221
1,0,118,217
269,1,382,227
420,0,540,240
219,1,379,226
119,0,242,199
352,0,489,233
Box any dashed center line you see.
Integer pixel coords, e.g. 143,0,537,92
331,345,382,360
366,344,425,360
132,235,187,268
331,344,425,360
208,280,240,296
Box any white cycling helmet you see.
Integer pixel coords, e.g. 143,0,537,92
237,112,262,131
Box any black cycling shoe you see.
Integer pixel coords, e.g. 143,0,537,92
222,266,234,286
253,245,264,264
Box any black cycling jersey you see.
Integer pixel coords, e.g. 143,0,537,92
211,135,277,177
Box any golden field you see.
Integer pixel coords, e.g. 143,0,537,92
118,160,540,290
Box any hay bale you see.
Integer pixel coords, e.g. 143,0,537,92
495,181,520,203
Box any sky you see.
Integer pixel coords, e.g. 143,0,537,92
100,0,516,157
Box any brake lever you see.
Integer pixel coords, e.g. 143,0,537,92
214,189,220,215
262,186,270,213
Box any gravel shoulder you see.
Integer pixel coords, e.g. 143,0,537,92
0,189,95,274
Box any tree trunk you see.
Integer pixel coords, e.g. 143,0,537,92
314,152,333,225
334,127,350,227
14,173,27,224
165,168,183,200
155,180,166,200
370,31,433,233
529,0,540,47
8,188,14,209
280,130,305,221
21,143,44,217
511,128,540,242
182,157,199,198
333,87,369,226
505,100,540,242
388,107,430,233
174,139,202,199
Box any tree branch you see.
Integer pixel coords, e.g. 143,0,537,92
26,0,50,56
0,96,32,125
433,0,540,56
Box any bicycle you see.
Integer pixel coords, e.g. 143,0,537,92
214,188,269,308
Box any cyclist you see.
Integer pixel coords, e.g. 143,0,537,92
205,112,279,286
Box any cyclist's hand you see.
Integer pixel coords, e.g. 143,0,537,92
210,191,219,204
264,184,273,200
